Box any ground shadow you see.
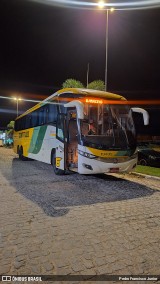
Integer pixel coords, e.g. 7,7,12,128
3,157,157,217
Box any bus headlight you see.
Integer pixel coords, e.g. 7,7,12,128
149,155,156,160
78,150,96,159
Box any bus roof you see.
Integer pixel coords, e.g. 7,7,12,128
15,88,126,120
56,88,125,100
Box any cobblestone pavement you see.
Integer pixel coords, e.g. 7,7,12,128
0,148,160,283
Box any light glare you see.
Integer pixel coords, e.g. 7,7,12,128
13,97,22,101
98,1,105,9
30,0,160,10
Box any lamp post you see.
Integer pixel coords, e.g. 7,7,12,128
98,1,114,91
13,97,21,117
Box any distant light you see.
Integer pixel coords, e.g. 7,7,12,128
0,96,42,103
13,97,22,101
98,1,105,9
98,2,115,11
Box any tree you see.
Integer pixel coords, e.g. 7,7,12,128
87,80,105,91
7,121,15,129
62,79,84,88
6,121,15,138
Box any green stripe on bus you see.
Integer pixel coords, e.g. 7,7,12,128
29,125,47,154
28,127,40,153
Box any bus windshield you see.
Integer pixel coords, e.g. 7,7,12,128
80,104,136,151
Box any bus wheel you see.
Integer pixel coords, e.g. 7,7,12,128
139,159,147,166
52,153,65,175
19,146,27,161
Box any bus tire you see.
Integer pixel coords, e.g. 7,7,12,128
139,158,147,166
18,146,27,161
52,152,65,175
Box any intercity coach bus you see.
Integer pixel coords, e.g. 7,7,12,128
13,88,149,175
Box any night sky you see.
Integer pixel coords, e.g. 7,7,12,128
0,0,160,134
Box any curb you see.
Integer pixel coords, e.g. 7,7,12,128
131,172,160,181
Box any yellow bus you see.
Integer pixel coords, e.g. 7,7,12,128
13,88,149,175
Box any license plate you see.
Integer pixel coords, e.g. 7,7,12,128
109,168,119,173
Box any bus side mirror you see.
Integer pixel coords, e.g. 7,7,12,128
64,100,84,120
131,108,149,126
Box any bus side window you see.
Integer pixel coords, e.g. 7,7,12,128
22,117,26,130
31,111,38,127
56,114,65,141
45,106,49,124
43,105,49,124
25,114,32,129
48,103,57,124
15,116,27,130
38,108,44,125
15,120,19,131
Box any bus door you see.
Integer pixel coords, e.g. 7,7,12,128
67,111,78,170
56,113,67,171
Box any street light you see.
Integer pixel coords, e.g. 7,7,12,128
98,1,115,91
13,97,22,117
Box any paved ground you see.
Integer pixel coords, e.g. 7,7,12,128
0,147,160,283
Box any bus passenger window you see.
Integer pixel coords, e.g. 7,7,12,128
38,108,44,125
25,115,32,129
31,111,38,127
21,117,26,130
43,106,48,125
57,121,64,141
57,117,64,141
48,103,57,123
